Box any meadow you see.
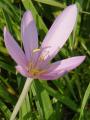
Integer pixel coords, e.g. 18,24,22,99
0,0,90,120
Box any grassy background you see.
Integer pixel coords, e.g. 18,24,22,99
0,0,90,120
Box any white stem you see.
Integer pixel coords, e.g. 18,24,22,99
10,78,33,120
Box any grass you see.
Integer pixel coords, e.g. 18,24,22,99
0,0,90,120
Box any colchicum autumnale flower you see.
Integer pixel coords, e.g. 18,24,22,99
4,4,85,120
4,4,85,80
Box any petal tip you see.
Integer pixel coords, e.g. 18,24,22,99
25,10,32,15
69,4,77,9
3,27,7,42
72,4,77,12
80,55,86,61
76,56,86,65
67,4,77,16
3,26,7,34
23,10,33,20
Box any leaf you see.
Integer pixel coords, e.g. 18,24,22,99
3,10,17,38
0,82,17,104
40,80,78,112
19,94,32,120
0,1,13,16
33,0,66,8
22,0,48,39
0,100,11,120
0,61,15,73
79,82,90,120
31,80,54,120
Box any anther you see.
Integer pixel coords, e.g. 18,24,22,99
39,50,49,61
33,48,41,53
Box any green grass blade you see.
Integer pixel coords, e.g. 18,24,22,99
0,61,15,73
41,80,78,112
19,94,32,120
0,81,17,104
33,0,66,8
0,100,11,120
2,0,19,21
22,0,48,37
3,10,17,37
31,80,54,120
79,82,90,120
0,1,13,16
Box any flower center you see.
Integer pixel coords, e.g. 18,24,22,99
30,68,46,76
28,48,47,77
33,48,45,61
28,62,46,76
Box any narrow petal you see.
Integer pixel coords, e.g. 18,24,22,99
46,56,86,73
41,4,77,62
38,71,66,80
16,65,30,77
21,11,38,61
4,27,28,68
39,56,86,80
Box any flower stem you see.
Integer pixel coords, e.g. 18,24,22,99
10,78,33,120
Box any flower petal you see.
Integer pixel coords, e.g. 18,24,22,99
38,71,66,80
39,56,86,80
41,4,77,62
21,11,38,61
4,27,28,68
16,65,30,77
46,56,86,73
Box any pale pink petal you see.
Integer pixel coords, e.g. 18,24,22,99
4,27,28,68
39,56,85,80
38,71,66,80
35,47,50,69
16,65,30,77
46,56,86,73
21,11,38,61
41,4,77,62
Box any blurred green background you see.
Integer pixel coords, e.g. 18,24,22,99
0,0,90,120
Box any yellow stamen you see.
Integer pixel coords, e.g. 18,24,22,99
33,48,41,53
27,48,49,76
29,62,33,69
39,50,49,61
30,69,47,76
39,55,45,61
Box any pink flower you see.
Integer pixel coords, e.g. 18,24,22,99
4,4,85,80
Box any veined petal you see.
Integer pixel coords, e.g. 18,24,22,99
4,27,28,68
38,71,66,80
41,4,77,62
16,65,30,77
21,11,38,61
39,56,85,80
46,56,86,73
